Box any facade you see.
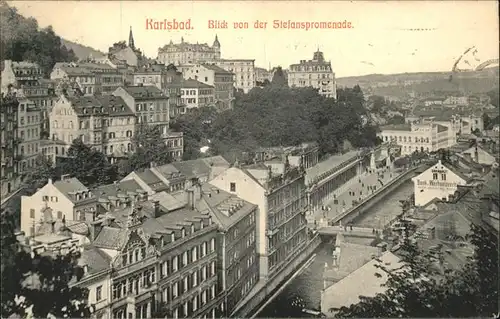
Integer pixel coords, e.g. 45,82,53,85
444,95,468,106
50,62,124,95
181,80,215,109
378,122,455,156
305,150,365,212
423,98,445,107
20,176,97,237
288,50,337,99
209,163,308,281
254,67,271,86
254,143,320,170
182,64,234,111
1,60,43,93
132,63,166,90
17,96,43,175
0,94,21,197
197,183,259,316
411,160,469,207
212,59,255,93
157,36,221,66
164,64,187,118
405,111,484,136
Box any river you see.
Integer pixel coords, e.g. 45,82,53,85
256,180,414,317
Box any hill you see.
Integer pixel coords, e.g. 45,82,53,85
337,67,499,98
60,38,106,61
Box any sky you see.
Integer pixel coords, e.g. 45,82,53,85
9,0,500,77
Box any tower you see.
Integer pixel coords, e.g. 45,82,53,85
128,26,135,50
213,34,221,59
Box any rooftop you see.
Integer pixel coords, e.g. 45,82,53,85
202,64,233,75
181,79,214,89
380,123,412,131
306,150,360,185
122,85,166,100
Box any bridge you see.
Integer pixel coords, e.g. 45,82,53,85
317,225,382,238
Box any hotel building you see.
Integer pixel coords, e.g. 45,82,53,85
288,50,337,99
211,59,255,93
157,36,221,66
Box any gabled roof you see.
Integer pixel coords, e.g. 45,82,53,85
197,183,256,229
93,226,129,250
202,64,233,75
80,246,112,274
121,85,166,100
52,178,89,203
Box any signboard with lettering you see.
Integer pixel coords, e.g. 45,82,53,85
417,180,458,189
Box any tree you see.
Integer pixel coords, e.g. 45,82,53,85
331,222,498,318
271,66,287,87
1,208,92,318
128,124,172,171
61,139,117,187
22,154,56,194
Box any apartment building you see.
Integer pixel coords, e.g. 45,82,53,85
209,163,308,280
197,183,259,315
50,62,124,95
254,67,271,86
182,64,234,111
164,64,186,118
17,97,42,175
49,94,136,160
406,110,484,136
157,36,221,66
211,59,255,93
0,94,21,197
1,60,43,93
113,85,184,160
378,122,455,156
181,80,215,109
288,50,336,99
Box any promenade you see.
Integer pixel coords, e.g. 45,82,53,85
307,166,400,227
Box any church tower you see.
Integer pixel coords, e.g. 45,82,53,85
128,26,135,50
213,34,221,59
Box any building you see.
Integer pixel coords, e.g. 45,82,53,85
1,94,21,197
405,110,484,136
443,95,468,106
113,85,184,160
157,36,221,66
196,183,259,315
164,64,186,118
49,94,136,161
209,162,308,281
411,160,470,207
321,251,402,317
17,95,43,175
181,80,215,109
182,64,234,111
378,122,455,155
288,50,337,99
20,176,97,237
254,67,271,86
50,62,124,95
211,59,255,93
133,63,166,90
460,144,498,166
422,97,445,107
1,60,43,93
254,142,320,170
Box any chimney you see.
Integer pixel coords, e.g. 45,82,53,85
48,178,53,185
89,220,104,241
61,174,70,181
150,161,156,168
152,200,161,217
186,189,195,209
474,145,479,163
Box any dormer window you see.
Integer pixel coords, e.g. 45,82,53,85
191,225,195,233
171,233,175,242
83,108,88,114
200,221,204,229
76,194,81,201
181,229,186,238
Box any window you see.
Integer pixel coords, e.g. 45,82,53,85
432,173,438,180
183,276,189,292
30,209,35,218
173,256,178,272
182,251,188,266
230,182,236,192
42,196,49,201
173,282,179,298
96,286,102,301
441,173,447,181
210,238,215,252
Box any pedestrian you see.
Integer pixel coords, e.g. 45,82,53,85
350,225,353,231
372,228,375,234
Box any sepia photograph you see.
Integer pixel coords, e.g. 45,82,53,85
0,1,498,318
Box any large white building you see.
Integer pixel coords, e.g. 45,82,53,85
378,121,455,156
287,50,336,99
411,160,469,207
211,59,255,93
157,36,221,66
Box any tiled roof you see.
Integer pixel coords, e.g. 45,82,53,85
122,85,166,100
197,183,255,229
93,180,145,200
53,178,89,203
171,157,228,179
306,150,359,185
93,226,128,250
137,169,164,186
380,123,412,131
65,221,89,235
153,164,184,181
202,64,233,75
81,246,112,274
149,191,186,212
66,95,133,117
322,251,402,313
181,79,214,89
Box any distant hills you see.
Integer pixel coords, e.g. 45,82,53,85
60,38,106,60
337,67,499,97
